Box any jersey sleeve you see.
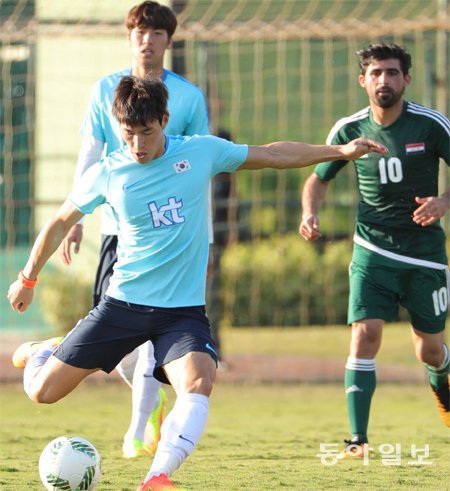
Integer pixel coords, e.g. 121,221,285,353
68,159,108,214
72,134,105,187
185,90,210,136
207,136,248,174
314,119,350,181
434,114,450,165
79,80,106,143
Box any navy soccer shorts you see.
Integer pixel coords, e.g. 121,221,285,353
53,296,218,384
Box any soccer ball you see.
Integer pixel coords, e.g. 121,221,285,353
39,436,102,490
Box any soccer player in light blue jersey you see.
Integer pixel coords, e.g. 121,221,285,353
59,1,212,460
8,76,387,490
300,43,450,457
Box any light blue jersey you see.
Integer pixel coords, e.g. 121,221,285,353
69,135,248,307
80,68,210,234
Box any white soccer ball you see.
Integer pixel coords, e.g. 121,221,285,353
39,436,102,490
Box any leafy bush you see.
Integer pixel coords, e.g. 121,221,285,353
220,234,353,326
37,271,92,336
319,240,352,324
220,234,351,326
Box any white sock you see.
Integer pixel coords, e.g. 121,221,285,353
146,393,209,478
23,348,53,398
115,349,139,388
437,344,450,370
345,357,376,371
426,344,450,371
126,342,161,441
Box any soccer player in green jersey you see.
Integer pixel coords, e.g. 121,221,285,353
299,42,450,457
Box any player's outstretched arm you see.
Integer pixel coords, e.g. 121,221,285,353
413,188,450,227
240,138,387,170
299,173,329,241
7,200,84,313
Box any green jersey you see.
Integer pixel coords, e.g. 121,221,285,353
315,101,450,265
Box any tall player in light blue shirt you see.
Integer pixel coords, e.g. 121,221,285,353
77,67,210,238
59,2,211,460
8,76,387,490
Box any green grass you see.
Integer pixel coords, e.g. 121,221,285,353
0,382,448,491
222,323,420,367
0,324,446,489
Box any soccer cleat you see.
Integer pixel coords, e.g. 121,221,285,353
430,376,450,427
144,388,168,446
122,436,157,459
337,437,369,459
12,337,63,368
137,473,184,491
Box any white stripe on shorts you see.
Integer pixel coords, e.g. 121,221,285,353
353,235,448,270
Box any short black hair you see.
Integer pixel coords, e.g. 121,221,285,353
112,76,168,127
357,42,412,75
126,1,177,38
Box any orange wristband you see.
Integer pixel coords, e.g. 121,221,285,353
18,271,38,289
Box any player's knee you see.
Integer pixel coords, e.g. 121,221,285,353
350,321,381,357
414,342,442,367
28,388,53,404
27,380,62,404
417,348,442,367
184,375,214,396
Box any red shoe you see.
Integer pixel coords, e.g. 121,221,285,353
137,473,184,491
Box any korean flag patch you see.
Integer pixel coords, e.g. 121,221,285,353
173,160,192,174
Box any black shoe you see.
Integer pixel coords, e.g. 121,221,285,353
338,435,369,459
430,376,450,427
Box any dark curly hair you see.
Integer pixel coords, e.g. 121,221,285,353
357,42,412,76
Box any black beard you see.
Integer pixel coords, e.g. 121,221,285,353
374,87,405,108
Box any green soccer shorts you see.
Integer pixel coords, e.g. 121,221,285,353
348,257,449,333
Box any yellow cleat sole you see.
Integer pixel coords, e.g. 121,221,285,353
11,337,63,369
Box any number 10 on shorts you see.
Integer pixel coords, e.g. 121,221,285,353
432,287,448,316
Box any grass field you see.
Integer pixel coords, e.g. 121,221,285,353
221,323,420,367
1,324,448,490
1,385,449,489
0,384,449,490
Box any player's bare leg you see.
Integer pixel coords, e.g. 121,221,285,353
27,356,98,403
13,339,98,403
137,352,216,490
411,328,449,427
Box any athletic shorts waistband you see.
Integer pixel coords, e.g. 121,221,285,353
104,295,206,313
